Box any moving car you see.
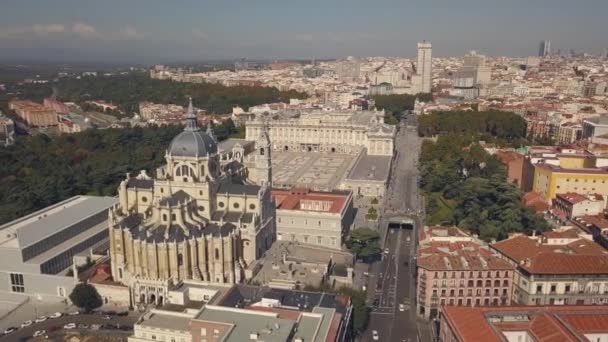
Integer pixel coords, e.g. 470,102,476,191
372,330,380,340
35,316,48,323
21,320,33,328
50,312,63,319
68,311,79,316
399,303,406,311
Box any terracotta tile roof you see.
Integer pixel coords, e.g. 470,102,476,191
271,188,350,214
523,192,550,212
492,235,607,265
541,227,579,239
556,192,590,205
417,254,513,271
523,253,608,275
442,305,608,342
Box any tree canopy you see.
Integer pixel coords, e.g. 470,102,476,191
373,93,432,123
0,122,239,225
69,283,102,312
0,71,307,116
417,110,527,145
420,135,549,242
345,227,382,262
51,72,307,115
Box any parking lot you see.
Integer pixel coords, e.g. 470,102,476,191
1,309,138,341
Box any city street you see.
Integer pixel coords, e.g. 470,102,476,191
361,114,426,341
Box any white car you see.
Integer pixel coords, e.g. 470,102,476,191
33,330,46,337
63,323,77,330
399,303,406,311
372,330,380,340
3,327,17,335
384,248,389,254
68,311,79,316
50,312,63,318
21,320,33,328
35,316,47,323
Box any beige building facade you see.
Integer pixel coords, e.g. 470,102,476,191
109,99,276,305
244,109,395,157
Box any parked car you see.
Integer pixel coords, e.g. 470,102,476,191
50,312,62,319
116,311,129,316
35,316,48,323
63,323,77,330
68,310,79,316
372,330,380,340
78,324,89,329
399,303,405,311
21,320,33,328
33,330,46,337
4,327,18,334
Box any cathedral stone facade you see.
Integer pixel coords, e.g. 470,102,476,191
109,99,275,305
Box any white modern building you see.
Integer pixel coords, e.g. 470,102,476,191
416,41,433,93
0,195,117,301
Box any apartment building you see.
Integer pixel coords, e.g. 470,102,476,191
532,163,608,202
492,231,608,306
416,226,514,319
9,100,57,128
552,192,605,220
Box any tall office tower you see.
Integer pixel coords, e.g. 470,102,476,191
539,40,551,57
603,48,608,59
417,41,432,93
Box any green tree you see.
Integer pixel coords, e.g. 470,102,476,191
69,283,102,312
346,228,382,262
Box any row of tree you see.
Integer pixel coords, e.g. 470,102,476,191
0,123,239,225
51,72,307,114
417,110,528,144
420,135,549,242
372,93,432,125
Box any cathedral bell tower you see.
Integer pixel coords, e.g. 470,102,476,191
256,123,272,188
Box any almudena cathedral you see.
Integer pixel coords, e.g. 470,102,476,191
0,101,396,307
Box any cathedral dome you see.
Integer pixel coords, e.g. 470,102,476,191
168,98,217,157
169,130,217,157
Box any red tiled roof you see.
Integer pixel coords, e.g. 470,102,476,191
271,188,350,214
523,192,550,213
417,254,513,271
541,227,579,239
523,253,608,275
442,305,608,342
492,234,608,275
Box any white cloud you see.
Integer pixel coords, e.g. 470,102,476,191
120,26,139,39
0,24,65,39
32,24,65,35
72,22,97,37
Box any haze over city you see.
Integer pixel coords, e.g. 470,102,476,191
1,0,607,63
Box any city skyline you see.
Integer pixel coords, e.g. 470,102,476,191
1,0,607,63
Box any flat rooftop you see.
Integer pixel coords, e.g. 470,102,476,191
0,196,117,249
346,153,392,182
195,305,296,342
271,151,357,191
139,311,192,332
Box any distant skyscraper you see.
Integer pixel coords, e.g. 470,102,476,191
539,40,551,57
417,41,432,93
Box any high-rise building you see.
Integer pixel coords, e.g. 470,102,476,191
539,40,551,57
417,41,432,93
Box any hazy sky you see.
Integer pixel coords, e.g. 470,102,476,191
0,0,606,63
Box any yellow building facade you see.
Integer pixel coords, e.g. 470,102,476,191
532,164,608,202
